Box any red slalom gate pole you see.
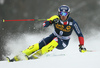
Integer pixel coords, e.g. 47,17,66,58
2,19,46,22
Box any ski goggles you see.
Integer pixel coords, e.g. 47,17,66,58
60,12,68,16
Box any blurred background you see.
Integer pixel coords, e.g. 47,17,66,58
0,0,100,60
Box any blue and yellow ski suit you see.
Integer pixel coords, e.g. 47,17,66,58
39,15,84,50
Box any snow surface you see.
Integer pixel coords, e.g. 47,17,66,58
0,28,100,68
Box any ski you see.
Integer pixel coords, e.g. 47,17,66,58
6,57,15,62
6,55,35,62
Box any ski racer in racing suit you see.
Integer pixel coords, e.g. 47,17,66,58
7,5,87,62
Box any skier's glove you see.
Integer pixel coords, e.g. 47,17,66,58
47,15,59,24
52,18,59,23
79,45,87,53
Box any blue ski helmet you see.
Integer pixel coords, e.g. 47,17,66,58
58,5,70,17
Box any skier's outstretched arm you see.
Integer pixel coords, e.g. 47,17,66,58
73,20,87,53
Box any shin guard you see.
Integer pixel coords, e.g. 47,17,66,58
22,43,39,56
32,37,58,59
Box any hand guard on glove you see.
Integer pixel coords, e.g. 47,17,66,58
79,45,87,53
52,18,59,23
48,18,59,24
47,15,59,24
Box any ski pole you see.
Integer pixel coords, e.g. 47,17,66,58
86,50,96,52
2,19,47,22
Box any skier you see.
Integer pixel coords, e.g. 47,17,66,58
7,5,87,62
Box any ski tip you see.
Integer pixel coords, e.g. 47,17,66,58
6,57,10,62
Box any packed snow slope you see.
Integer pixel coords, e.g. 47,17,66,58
0,29,100,68
0,52,100,68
